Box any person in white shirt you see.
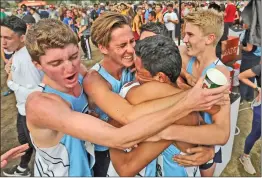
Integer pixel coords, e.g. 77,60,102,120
29,7,40,23
163,4,178,40
1,15,43,177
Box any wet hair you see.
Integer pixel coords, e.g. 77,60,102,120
140,22,169,37
135,35,182,83
0,15,27,35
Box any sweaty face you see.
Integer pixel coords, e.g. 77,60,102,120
183,23,206,56
105,25,135,68
0,26,24,52
38,44,81,89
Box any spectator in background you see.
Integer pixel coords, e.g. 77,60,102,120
223,0,236,39
120,3,129,15
144,3,153,23
16,8,24,19
163,4,178,40
0,7,7,22
239,26,261,104
48,5,59,19
132,7,143,41
148,11,156,22
63,10,76,33
155,4,163,23
29,7,40,23
1,15,43,177
238,63,261,175
22,14,35,31
39,6,49,19
1,144,29,169
90,4,99,21
78,10,92,60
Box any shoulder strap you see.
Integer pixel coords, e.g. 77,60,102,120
186,57,196,75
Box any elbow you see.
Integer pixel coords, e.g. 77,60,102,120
117,166,136,177
219,128,230,145
238,74,243,81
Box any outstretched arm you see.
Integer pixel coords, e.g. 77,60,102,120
158,66,231,145
26,91,191,150
110,141,172,176
84,71,228,125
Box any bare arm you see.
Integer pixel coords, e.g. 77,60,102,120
125,82,183,105
26,91,192,150
84,71,188,125
238,67,258,88
110,141,172,176
158,67,231,145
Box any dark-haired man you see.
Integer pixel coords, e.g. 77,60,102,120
148,11,157,22
1,15,43,176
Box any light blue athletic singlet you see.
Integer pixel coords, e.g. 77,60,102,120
186,57,225,124
32,74,95,176
91,63,135,151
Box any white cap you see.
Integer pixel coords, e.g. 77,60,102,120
100,3,105,6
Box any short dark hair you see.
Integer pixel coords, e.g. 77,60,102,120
208,3,221,12
167,4,173,8
135,35,182,83
22,14,36,24
156,3,162,8
141,22,169,38
0,15,27,35
149,11,156,19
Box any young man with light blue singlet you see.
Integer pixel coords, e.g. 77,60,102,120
84,12,230,177
25,19,94,177
24,18,228,176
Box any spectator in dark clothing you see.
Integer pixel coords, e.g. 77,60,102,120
90,4,99,21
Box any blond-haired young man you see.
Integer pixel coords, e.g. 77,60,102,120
169,9,231,176
24,18,228,176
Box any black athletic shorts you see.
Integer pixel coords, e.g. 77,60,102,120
199,148,222,170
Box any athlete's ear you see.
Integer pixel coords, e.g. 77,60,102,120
33,61,43,71
20,34,26,43
206,33,216,45
155,72,170,83
98,44,108,55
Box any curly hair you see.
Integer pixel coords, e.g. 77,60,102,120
25,19,78,63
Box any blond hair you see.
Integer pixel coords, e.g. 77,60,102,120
25,19,78,63
91,12,131,47
184,9,224,45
